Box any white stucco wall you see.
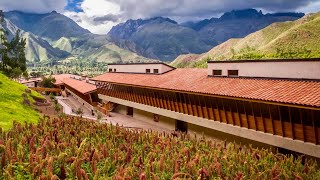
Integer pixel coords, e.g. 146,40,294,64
133,108,176,131
208,61,320,79
23,82,36,87
108,64,174,74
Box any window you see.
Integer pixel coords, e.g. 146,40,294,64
213,69,222,76
146,69,151,73
109,68,112,72
228,70,238,77
114,69,117,72
153,69,159,74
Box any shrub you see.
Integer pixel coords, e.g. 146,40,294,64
49,93,55,100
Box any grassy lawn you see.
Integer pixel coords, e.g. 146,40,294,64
0,73,43,130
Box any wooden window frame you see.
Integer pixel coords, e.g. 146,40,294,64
213,69,222,76
228,70,238,77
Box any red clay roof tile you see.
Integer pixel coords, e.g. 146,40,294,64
92,69,320,107
62,78,97,95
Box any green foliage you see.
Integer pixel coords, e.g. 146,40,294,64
0,11,27,79
0,73,40,130
75,108,84,117
194,56,211,68
39,75,56,88
49,93,55,100
54,104,61,113
0,117,319,179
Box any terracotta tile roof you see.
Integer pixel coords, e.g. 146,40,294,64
62,78,97,95
48,74,73,85
19,78,41,84
92,69,320,108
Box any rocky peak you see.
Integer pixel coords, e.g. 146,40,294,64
220,9,264,20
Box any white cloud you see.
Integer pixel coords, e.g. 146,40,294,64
63,0,122,34
64,0,320,34
297,1,320,14
0,0,67,13
1,0,319,34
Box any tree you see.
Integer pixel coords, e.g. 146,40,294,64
39,75,56,88
0,10,27,79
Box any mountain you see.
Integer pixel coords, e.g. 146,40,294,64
196,9,304,44
109,17,215,61
108,9,304,61
170,12,320,68
1,18,69,62
4,11,90,41
2,11,156,64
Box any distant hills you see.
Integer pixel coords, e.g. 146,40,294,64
5,11,90,41
108,9,304,61
1,9,306,64
170,12,320,68
2,11,155,64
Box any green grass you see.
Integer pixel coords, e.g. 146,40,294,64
0,73,42,130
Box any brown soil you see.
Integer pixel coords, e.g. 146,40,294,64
34,95,63,116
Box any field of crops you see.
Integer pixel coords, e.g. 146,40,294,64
0,116,319,179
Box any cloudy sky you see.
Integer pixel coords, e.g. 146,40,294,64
1,0,319,34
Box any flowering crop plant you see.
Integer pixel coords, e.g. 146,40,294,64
0,116,319,179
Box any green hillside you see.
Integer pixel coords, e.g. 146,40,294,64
171,12,320,68
0,73,42,130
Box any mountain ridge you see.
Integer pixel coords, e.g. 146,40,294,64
108,9,304,61
2,11,157,64
170,12,320,68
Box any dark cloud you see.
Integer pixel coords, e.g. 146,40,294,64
93,14,121,23
108,0,318,21
0,0,67,13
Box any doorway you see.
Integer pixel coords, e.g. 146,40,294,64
127,107,133,116
176,120,188,132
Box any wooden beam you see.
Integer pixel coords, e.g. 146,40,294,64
197,95,203,118
299,109,306,142
151,90,157,107
259,104,266,133
228,100,235,126
216,98,222,122
243,101,249,129
187,94,193,116
311,110,318,145
169,93,176,112
141,88,147,104
164,93,171,111
277,106,284,137
235,100,242,127
163,92,168,110
153,91,160,107
251,103,257,131
268,105,275,135
183,93,189,115
288,107,295,139
202,96,209,119
221,99,228,124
